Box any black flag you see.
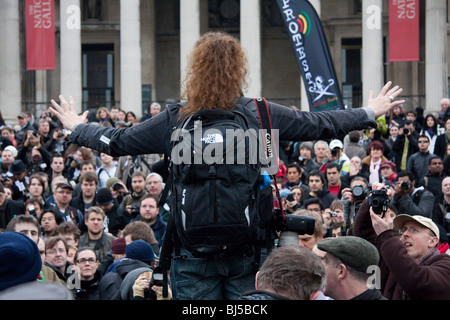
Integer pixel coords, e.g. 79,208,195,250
277,0,344,112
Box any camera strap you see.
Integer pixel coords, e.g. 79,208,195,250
253,98,285,221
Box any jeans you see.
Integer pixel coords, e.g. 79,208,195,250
169,247,257,300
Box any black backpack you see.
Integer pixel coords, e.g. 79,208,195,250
165,99,276,257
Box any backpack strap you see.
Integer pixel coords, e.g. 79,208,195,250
253,98,285,220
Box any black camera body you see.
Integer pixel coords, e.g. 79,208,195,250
130,205,140,218
401,181,412,191
352,184,370,201
368,188,389,216
279,214,315,235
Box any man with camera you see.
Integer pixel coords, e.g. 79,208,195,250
393,120,419,172
328,140,350,176
391,170,435,218
119,171,147,218
353,182,450,300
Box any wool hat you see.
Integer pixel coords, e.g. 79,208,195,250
380,161,396,171
112,237,127,255
299,141,314,153
9,160,26,175
279,188,292,199
125,240,155,263
96,188,114,206
106,177,120,189
394,214,439,238
317,236,379,273
0,232,42,291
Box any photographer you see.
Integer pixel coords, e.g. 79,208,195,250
44,127,68,155
353,182,450,300
391,170,435,218
341,176,370,231
392,121,419,171
16,130,52,176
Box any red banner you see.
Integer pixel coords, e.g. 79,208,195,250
389,0,420,62
25,0,56,70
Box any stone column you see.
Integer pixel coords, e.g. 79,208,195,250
180,0,201,95
241,0,261,98
0,0,21,123
60,0,82,114
120,0,142,117
362,0,384,107
426,0,448,113
141,0,156,102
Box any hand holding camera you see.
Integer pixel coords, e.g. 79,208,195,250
394,180,412,198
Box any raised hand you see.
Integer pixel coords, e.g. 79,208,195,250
48,95,89,131
368,81,405,118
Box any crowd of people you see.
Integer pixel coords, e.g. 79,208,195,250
1,97,449,301
0,105,172,300
0,31,449,302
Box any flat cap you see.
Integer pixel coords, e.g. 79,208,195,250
317,236,379,273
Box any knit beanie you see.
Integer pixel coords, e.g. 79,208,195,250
0,232,42,291
125,240,155,263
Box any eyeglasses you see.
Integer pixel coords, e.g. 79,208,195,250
418,140,429,144
56,190,72,195
46,248,66,255
399,226,435,237
76,258,97,264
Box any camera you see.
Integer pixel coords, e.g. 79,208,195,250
403,128,410,135
130,205,140,217
286,193,295,202
368,188,389,216
57,132,65,138
112,182,123,191
331,148,339,157
351,184,370,201
401,181,412,191
28,205,37,218
275,211,316,247
143,280,157,300
329,211,338,218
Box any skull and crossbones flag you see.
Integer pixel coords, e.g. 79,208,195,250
277,0,344,112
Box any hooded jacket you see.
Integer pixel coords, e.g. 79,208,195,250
98,258,150,300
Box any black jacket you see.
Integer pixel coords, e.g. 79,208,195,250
0,199,25,229
391,187,435,218
68,98,377,160
72,270,102,300
351,289,388,300
103,199,131,236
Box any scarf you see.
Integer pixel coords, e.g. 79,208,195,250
400,137,409,171
438,242,450,254
426,128,436,138
369,157,382,184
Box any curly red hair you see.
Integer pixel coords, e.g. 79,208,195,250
180,31,248,120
